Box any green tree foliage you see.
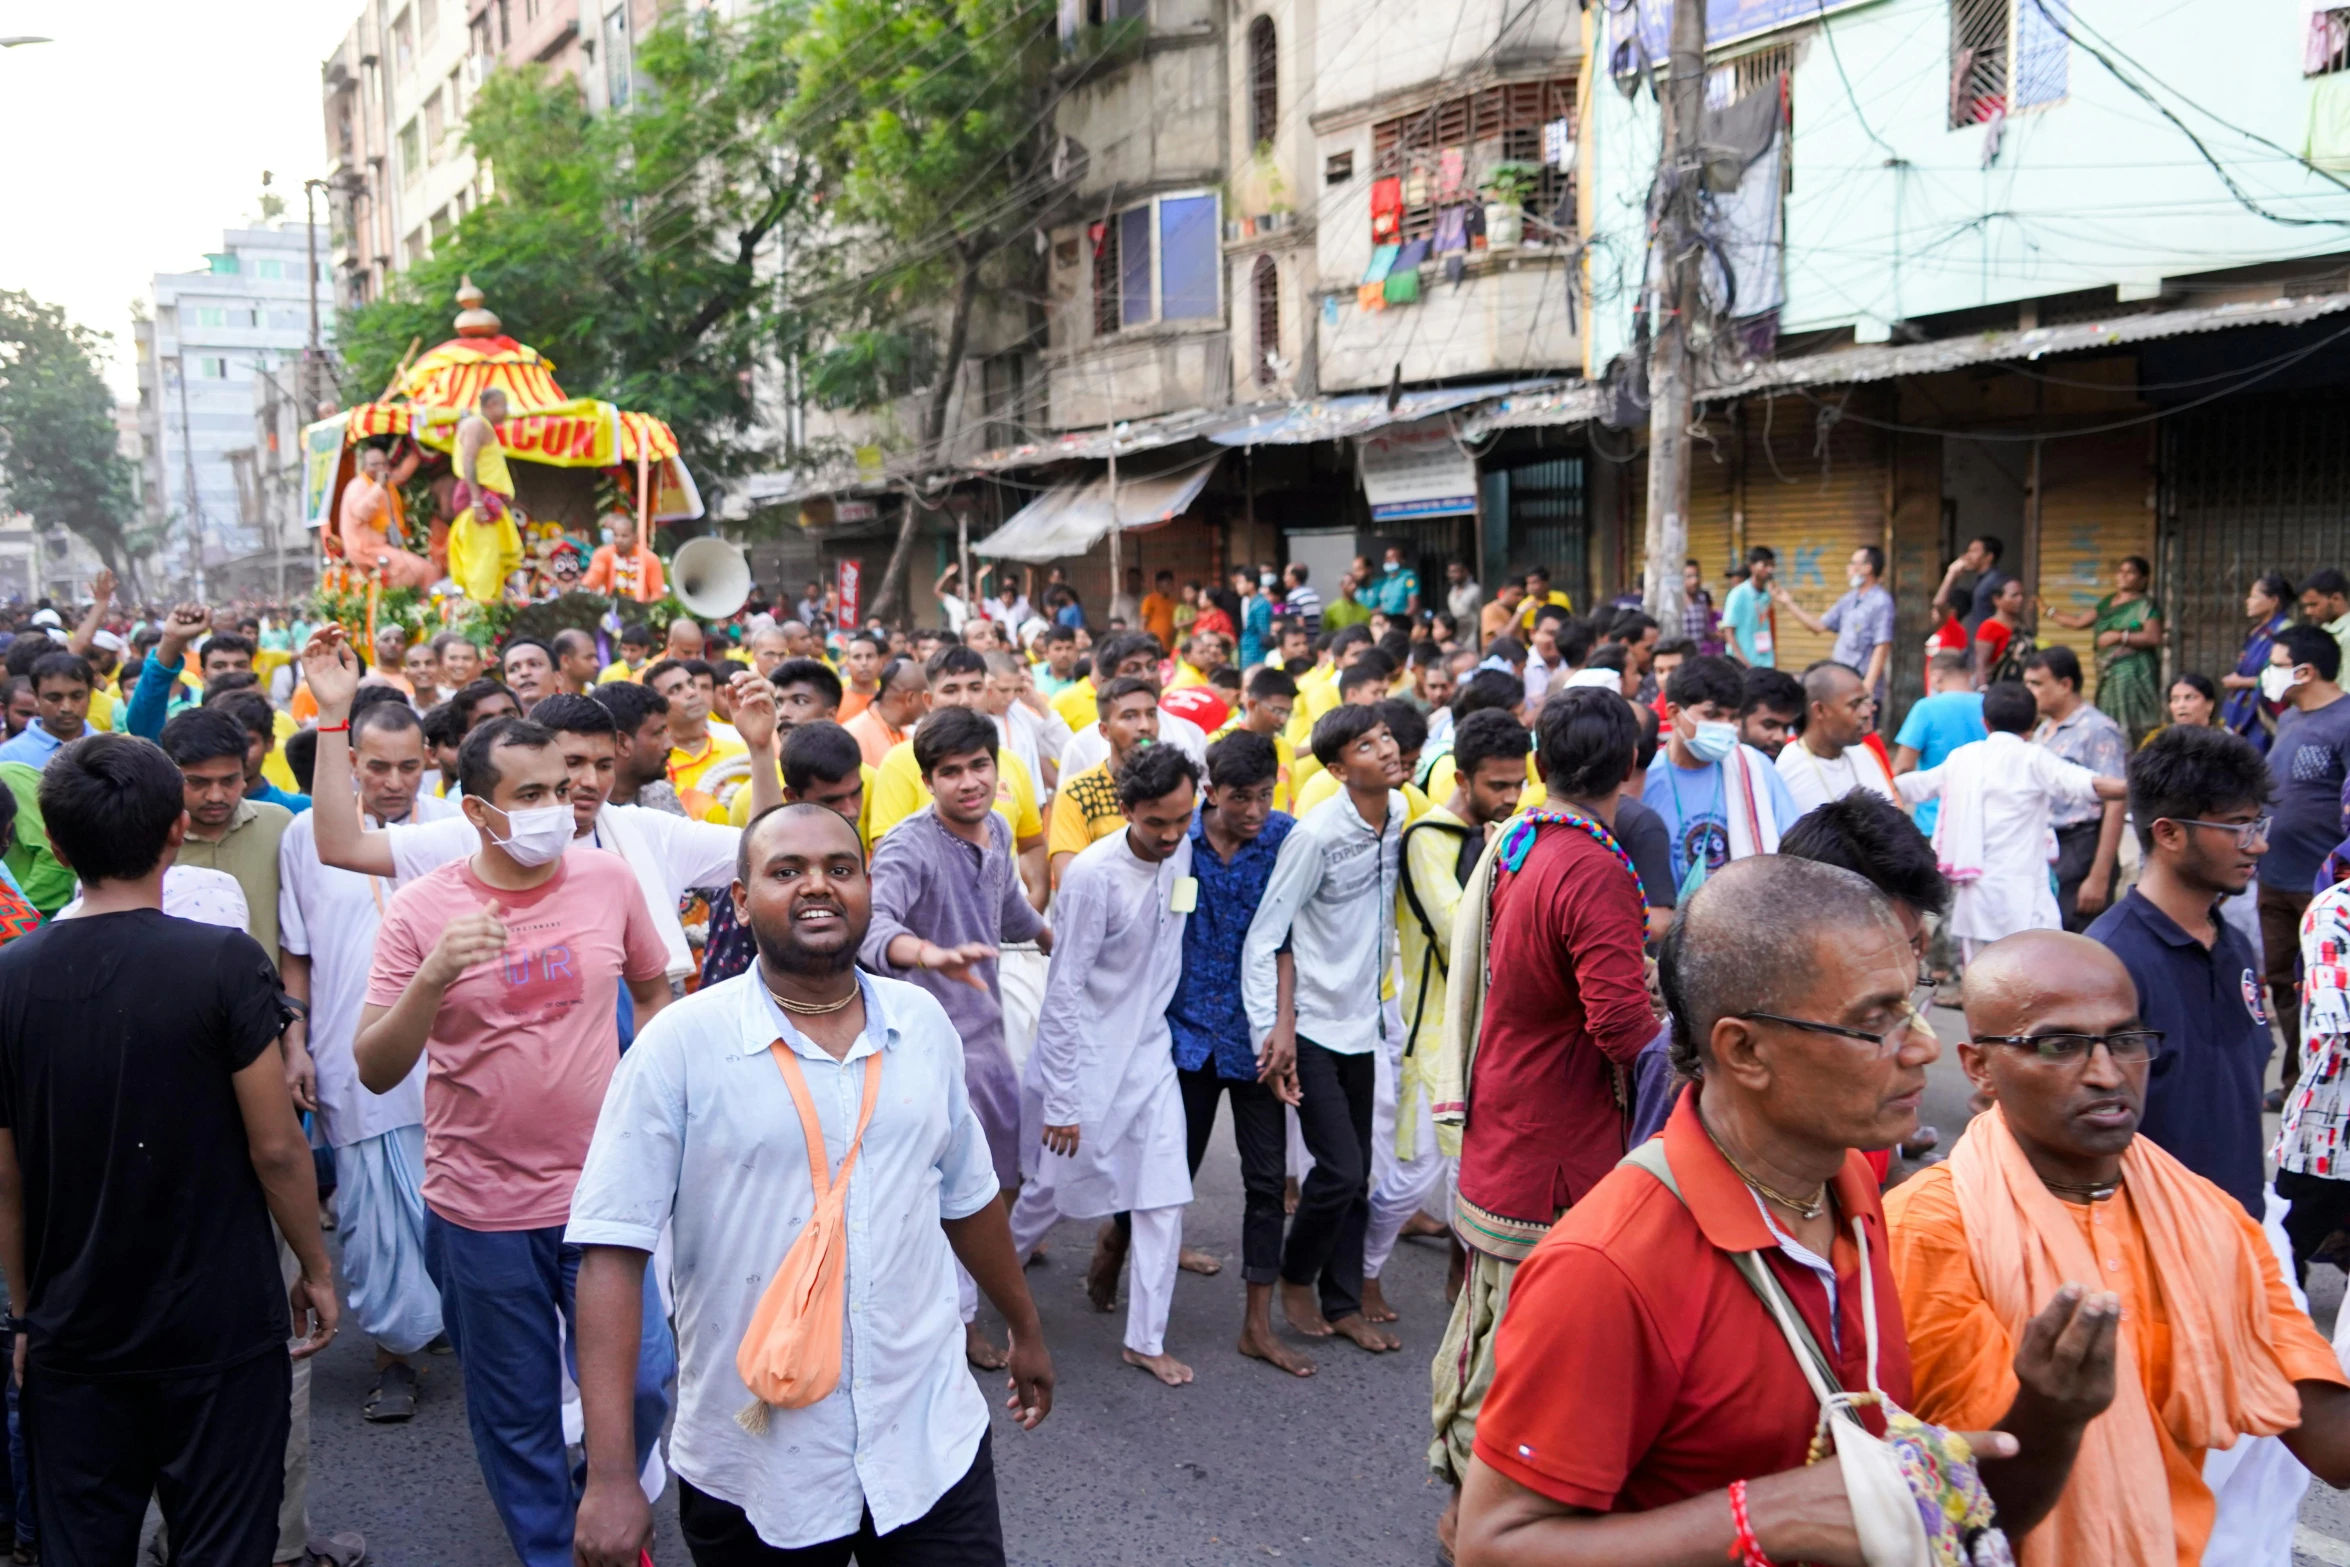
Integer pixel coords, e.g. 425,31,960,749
788,0,1058,614
0,292,142,580
335,5,822,482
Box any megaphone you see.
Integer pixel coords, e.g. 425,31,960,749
672,535,753,619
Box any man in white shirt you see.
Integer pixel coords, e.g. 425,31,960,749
1243,704,1407,1357
567,803,1051,1567
1773,660,1899,815
279,696,455,1425
1011,744,1202,1386
300,639,785,989
1895,680,2128,959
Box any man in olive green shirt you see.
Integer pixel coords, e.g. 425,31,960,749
161,708,292,961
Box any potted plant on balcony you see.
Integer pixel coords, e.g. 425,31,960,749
1482,162,1538,250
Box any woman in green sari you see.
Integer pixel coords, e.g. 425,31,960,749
2041,555,2165,745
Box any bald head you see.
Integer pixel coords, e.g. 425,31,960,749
1660,855,1906,1078
1959,930,2147,1167
1800,661,1872,750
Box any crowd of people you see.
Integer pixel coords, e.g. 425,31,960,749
0,528,2343,1567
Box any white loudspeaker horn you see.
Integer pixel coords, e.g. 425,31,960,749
671,536,753,619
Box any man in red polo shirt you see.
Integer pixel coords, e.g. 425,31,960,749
1456,856,2110,1563
1429,688,1657,1557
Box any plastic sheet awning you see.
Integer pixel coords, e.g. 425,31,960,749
972,455,1222,562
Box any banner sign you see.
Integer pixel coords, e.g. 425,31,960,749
837,559,862,628
301,414,349,531
1357,420,1479,522
1610,0,1882,71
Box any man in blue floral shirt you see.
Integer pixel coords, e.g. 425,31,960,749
1159,728,1310,1374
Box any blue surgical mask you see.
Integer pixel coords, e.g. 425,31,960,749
1260,572,1278,588
1383,560,1400,574
1686,719,1740,765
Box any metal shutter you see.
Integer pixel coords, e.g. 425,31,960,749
1737,393,1888,673
2032,427,2155,701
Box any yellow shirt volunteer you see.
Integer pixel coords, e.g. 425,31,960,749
1046,760,1126,861
1051,677,1099,734
1513,589,1574,637
865,740,1042,845
1290,769,1433,823
1285,664,1339,752
668,722,749,823
597,660,646,685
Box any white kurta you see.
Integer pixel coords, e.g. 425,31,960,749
1773,736,1898,816
1019,828,1193,1218
1895,732,2100,944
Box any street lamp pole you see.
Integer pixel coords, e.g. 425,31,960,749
167,356,208,601
303,178,329,413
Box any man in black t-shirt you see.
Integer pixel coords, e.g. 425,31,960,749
0,734,334,1564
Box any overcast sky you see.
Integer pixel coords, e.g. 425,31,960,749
0,1,352,394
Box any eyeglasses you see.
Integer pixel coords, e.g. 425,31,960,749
1737,999,1936,1057
2165,815,2272,852
1969,1029,2164,1065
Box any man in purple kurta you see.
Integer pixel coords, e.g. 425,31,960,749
860,706,1051,1366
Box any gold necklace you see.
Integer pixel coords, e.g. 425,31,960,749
2042,1174,2121,1203
1702,1117,1828,1220
765,981,858,1016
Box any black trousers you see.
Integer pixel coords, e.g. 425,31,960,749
2053,821,2103,933
1111,1065,1288,1283
2277,1169,2350,1284
23,1347,290,1567
679,1430,1002,1567
1281,1038,1377,1321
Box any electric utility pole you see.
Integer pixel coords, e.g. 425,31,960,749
1640,0,1706,641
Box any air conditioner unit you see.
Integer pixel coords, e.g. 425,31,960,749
464,53,492,87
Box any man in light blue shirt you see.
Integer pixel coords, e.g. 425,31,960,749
1719,546,1778,669
0,652,95,771
567,803,1050,1564
1892,651,1988,835
1781,546,1897,709
1642,653,1802,888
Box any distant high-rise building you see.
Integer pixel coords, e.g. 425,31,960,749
134,225,333,594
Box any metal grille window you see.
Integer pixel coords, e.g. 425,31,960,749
1949,0,2066,128
1248,16,1278,151
1252,254,1278,386
2311,8,2350,74
1369,78,1577,246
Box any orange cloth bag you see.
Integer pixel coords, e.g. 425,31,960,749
733,1045,883,1435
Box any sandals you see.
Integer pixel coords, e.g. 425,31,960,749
362,1362,419,1423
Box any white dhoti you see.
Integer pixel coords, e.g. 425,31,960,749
333,1123,443,1355
1365,992,1444,1279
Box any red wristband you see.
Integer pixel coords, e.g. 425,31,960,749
317,721,350,734
1727,1480,1774,1567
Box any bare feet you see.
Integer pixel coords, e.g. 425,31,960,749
1283,1176,1300,1215
1023,1240,1049,1268
1238,1322,1316,1377
964,1322,1008,1370
1327,1312,1401,1353
1280,1279,1334,1337
1178,1245,1222,1275
1085,1221,1128,1312
1359,1275,1399,1322
1401,1210,1449,1239
1445,1235,1467,1305
1437,1491,1460,1566
1123,1346,1194,1385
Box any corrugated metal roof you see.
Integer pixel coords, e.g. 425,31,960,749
1466,290,2350,433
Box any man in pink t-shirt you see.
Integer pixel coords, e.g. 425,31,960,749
357,714,673,1567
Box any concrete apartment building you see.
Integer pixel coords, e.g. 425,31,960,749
132,225,334,595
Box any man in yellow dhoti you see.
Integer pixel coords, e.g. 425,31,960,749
338,445,437,590
446,388,521,603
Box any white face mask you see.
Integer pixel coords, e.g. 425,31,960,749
481,801,573,867
2262,664,2301,703
1848,571,1866,590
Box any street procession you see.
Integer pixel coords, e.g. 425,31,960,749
12,0,2350,1564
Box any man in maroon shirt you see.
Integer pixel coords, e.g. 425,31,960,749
1429,687,1658,1556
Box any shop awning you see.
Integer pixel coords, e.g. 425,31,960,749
972,454,1222,562
1202,379,1560,446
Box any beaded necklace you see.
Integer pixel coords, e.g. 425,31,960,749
1496,806,1646,906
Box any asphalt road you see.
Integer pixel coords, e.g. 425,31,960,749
301,1002,2350,1567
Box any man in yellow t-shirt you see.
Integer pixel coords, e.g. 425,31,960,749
646,656,746,821
1510,566,1574,637
597,623,657,685
1045,674,1161,889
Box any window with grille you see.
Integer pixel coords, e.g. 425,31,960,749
1248,16,1278,152
1252,254,1278,386
2312,8,2350,73
1369,78,1577,247
1950,0,2067,127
